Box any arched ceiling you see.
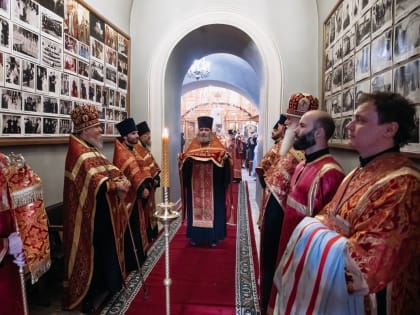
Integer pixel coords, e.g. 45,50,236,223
171,24,263,109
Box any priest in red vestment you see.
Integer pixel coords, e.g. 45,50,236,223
179,116,231,247
259,93,318,314
275,92,420,315
62,105,131,313
135,121,161,242
114,118,153,271
0,152,50,315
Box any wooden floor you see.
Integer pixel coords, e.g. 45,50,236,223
28,169,260,315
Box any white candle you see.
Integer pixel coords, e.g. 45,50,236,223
162,128,169,188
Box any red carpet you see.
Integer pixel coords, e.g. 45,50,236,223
126,184,239,315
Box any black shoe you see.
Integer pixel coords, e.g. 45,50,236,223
81,299,95,314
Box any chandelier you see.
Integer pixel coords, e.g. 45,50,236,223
187,57,210,80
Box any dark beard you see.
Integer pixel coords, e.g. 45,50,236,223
293,129,316,150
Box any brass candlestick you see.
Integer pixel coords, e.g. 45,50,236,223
154,187,179,315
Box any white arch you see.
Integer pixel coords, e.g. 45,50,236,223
148,8,283,198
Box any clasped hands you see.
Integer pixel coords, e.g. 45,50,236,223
112,176,131,193
7,232,26,268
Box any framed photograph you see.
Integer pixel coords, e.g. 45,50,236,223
371,69,393,92
4,53,21,89
12,0,39,31
354,44,370,82
394,58,420,102
12,23,39,61
371,28,392,74
0,0,10,18
40,7,63,43
21,59,35,91
355,9,371,48
371,0,392,36
0,16,11,50
41,36,62,70
395,0,419,22
0,0,130,141
90,12,104,42
394,7,420,64
23,115,41,134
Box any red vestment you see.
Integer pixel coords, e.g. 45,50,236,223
113,139,152,251
318,153,420,315
267,153,344,314
62,135,129,310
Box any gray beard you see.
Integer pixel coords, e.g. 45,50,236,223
87,137,103,150
280,127,295,156
199,134,211,144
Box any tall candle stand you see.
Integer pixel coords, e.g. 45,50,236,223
154,188,179,315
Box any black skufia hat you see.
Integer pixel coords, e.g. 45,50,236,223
197,116,213,129
136,121,150,136
116,118,137,137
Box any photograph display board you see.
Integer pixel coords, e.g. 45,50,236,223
0,0,130,142
323,0,420,154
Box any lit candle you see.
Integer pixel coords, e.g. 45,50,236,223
162,128,170,188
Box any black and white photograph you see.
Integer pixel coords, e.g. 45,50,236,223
59,118,72,134
102,85,109,106
394,58,420,102
118,53,128,75
333,41,343,65
21,59,35,91
63,0,78,39
331,117,342,142
371,28,392,74
325,71,332,95
41,36,62,69
78,41,89,60
79,77,87,99
394,7,420,64
342,0,352,31
340,115,352,141
115,90,120,108
355,44,370,82
330,93,343,118
342,56,354,86
90,12,104,42
355,9,371,47
64,34,77,54
355,79,371,102
105,66,116,87
48,68,60,95
1,87,21,110
105,122,114,135
88,81,95,101
78,59,89,78
342,28,355,59
104,23,117,50
0,0,10,18
120,92,126,109
12,0,39,30
334,1,343,39
371,0,392,35
105,46,117,68
325,48,333,70
395,0,419,22
22,92,41,112
332,65,343,93
2,113,21,134
0,52,3,85
0,16,10,50
69,74,79,98
5,53,21,88
371,69,393,92
36,64,48,93
121,110,127,120
324,18,331,49
353,0,370,19
90,37,104,61
43,96,58,114
109,88,115,107
90,59,103,83
114,109,121,121
59,99,72,114
342,87,355,114
12,23,39,60
118,33,128,56
43,116,57,134
118,72,127,91
60,72,69,96
95,84,102,103
105,107,113,120
40,7,63,42
38,0,64,18
23,115,41,134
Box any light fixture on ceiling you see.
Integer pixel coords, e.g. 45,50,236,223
187,57,210,80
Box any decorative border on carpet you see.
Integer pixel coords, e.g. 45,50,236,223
100,215,183,315
236,181,260,314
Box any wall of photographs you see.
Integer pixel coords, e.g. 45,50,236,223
323,0,420,154
0,0,129,141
